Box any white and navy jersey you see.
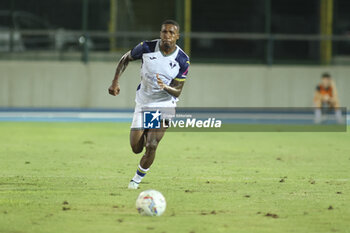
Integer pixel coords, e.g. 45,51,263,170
130,39,190,105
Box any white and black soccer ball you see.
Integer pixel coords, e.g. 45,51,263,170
136,189,166,216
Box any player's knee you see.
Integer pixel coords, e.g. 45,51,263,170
146,139,158,152
130,140,143,154
131,145,143,154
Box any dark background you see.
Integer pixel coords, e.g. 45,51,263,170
1,0,350,63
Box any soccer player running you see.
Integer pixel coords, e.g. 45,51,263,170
108,20,190,189
313,72,342,123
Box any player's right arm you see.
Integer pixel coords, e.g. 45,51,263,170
108,41,146,96
313,85,322,107
108,51,133,96
313,91,322,107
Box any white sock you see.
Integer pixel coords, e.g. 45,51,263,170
132,165,149,183
335,109,342,122
315,108,322,123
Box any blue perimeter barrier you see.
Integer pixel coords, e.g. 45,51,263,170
0,108,349,125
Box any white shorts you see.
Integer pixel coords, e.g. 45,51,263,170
131,100,176,129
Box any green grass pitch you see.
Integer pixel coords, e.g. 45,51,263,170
0,122,349,233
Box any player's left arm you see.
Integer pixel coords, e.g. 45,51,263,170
157,74,185,98
157,55,189,98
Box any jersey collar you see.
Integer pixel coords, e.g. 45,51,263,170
156,39,178,57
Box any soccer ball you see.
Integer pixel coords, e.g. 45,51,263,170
136,189,166,216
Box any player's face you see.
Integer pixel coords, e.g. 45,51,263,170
160,24,179,50
321,77,331,87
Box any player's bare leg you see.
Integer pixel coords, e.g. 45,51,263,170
130,129,146,154
128,125,166,189
140,127,166,169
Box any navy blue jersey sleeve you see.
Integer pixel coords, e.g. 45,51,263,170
174,50,190,81
130,42,145,60
130,40,157,60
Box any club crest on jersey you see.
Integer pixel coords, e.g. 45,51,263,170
169,62,176,69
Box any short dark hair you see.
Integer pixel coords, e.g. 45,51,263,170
161,19,180,31
322,72,331,79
